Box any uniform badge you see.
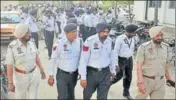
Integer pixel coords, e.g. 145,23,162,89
17,47,23,54
63,44,68,51
148,48,153,53
124,38,128,44
52,46,57,51
94,43,99,49
83,45,89,51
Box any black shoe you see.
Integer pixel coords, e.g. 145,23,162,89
123,94,133,100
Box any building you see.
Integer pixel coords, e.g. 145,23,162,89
133,0,175,26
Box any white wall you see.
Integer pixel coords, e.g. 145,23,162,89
164,1,175,25
133,1,146,21
134,1,175,25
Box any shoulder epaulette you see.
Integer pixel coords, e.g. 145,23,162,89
9,40,17,47
141,41,151,47
161,42,169,47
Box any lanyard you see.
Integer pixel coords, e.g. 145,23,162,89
124,38,132,48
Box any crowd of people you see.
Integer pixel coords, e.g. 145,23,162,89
2,2,175,100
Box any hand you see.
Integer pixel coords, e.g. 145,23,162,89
40,69,46,80
138,82,146,94
80,80,87,88
48,76,54,86
8,83,15,92
116,66,120,73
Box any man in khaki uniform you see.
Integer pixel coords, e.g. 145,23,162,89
5,24,46,99
135,26,175,99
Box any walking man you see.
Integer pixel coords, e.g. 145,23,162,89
111,24,138,99
25,9,39,48
78,23,116,99
48,23,83,99
5,24,46,99
43,10,58,59
135,26,175,99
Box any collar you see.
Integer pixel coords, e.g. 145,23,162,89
151,40,164,48
17,39,30,47
94,34,109,44
63,37,77,44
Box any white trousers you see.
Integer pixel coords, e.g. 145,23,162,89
14,68,40,99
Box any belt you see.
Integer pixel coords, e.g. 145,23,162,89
15,66,36,74
143,75,164,80
87,66,108,72
118,56,132,60
57,68,77,74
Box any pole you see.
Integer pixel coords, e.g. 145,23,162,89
174,1,176,99
154,0,159,26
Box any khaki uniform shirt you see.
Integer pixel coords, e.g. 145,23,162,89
136,40,169,76
5,39,38,71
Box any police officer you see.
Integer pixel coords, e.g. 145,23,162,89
78,23,116,99
43,10,58,59
20,7,29,24
5,24,46,99
105,10,113,24
112,24,138,99
25,9,39,48
91,9,99,36
48,23,83,99
82,9,93,41
135,26,175,99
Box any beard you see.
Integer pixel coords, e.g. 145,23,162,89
153,39,163,44
100,36,108,41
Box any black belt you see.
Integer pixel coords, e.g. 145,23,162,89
118,56,132,60
87,66,108,72
143,75,164,80
57,68,77,74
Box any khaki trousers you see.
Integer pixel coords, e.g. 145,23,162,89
136,76,165,99
14,68,40,99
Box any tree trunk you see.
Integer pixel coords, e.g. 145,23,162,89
96,1,98,7
115,1,118,19
128,0,132,23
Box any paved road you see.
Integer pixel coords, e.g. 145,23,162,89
1,39,175,99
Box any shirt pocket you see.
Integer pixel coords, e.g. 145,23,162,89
15,53,26,65
147,54,155,60
60,50,70,60
91,49,100,59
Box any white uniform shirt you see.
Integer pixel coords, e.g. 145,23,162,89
105,13,113,23
48,38,83,76
43,16,56,32
114,34,138,66
20,13,29,24
83,14,93,27
25,15,38,32
91,14,99,28
98,13,106,23
78,34,116,80
60,13,67,32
